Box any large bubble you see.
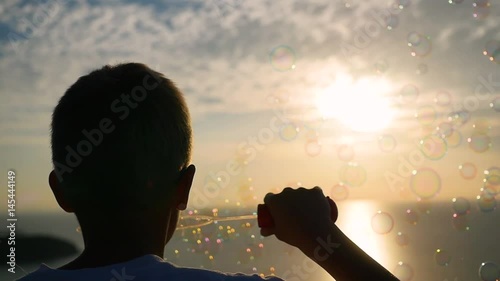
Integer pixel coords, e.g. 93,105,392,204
459,162,477,179
452,197,471,215
468,133,492,153
371,211,394,234
410,168,441,199
330,183,349,201
419,135,447,160
407,32,432,57
393,261,414,281
479,262,500,281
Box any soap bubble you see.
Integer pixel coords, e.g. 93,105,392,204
330,183,349,201
410,168,441,199
339,162,367,187
405,208,419,225
445,130,462,148
374,59,389,74
452,197,471,215
371,211,394,234
395,232,410,246
419,135,447,160
435,249,451,266
452,213,470,231
472,119,491,134
416,63,428,75
448,0,464,3
393,261,414,281
378,134,397,152
269,45,296,71
399,84,419,104
459,162,477,179
415,105,436,126
484,167,500,185
436,122,453,138
477,192,497,212
473,0,491,20
448,110,471,128
337,144,355,161
490,97,500,111
279,123,299,141
305,139,322,157
434,91,452,106
386,15,399,30
397,0,411,8
407,32,432,57
468,133,491,153
483,40,500,64
478,262,500,281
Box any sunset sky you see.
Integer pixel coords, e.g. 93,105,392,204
0,0,498,212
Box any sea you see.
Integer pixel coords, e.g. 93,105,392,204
1,200,499,281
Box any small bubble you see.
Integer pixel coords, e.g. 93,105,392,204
399,84,419,104
405,208,419,225
490,97,500,111
337,144,355,161
445,130,462,147
435,249,452,266
448,110,471,128
434,91,452,106
393,261,414,281
371,211,394,234
452,197,471,215
374,59,389,74
395,232,410,246
386,15,399,30
468,133,492,153
339,162,367,187
330,183,349,201
484,167,500,186
410,168,441,199
477,192,497,212
407,32,432,57
378,134,397,152
452,213,470,231
448,0,464,3
305,139,322,157
419,135,447,160
478,262,500,281
416,63,428,75
459,162,477,179
436,122,453,138
279,123,299,141
269,45,296,71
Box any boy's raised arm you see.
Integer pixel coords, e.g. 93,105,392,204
260,187,400,281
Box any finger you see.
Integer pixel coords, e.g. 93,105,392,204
263,192,274,205
327,196,339,223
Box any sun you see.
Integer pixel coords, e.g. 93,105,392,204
315,75,395,132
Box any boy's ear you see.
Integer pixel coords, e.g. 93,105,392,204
49,170,75,213
175,164,196,210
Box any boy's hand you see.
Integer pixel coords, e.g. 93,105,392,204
260,186,337,252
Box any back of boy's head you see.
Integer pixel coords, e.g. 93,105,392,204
51,63,192,212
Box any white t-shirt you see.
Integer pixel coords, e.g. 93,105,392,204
16,254,284,281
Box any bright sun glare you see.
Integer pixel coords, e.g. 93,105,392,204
315,75,395,132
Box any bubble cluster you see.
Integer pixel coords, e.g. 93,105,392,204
399,84,419,104
269,45,296,71
436,122,453,138
419,135,447,160
337,144,355,161
459,162,477,179
393,261,414,281
378,134,397,152
452,197,470,215
477,192,497,212
339,162,367,187
478,262,500,281
473,0,491,20
484,167,500,186
447,110,470,128
434,249,451,266
407,32,432,57
468,133,491,153
405,208,419,225
410,168,441,199
330,183,349,201
371,211,394,234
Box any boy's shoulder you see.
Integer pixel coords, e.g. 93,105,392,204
16,254,284,281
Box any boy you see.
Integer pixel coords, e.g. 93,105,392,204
18,63,399,280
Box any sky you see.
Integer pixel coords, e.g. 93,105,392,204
0,0,498,212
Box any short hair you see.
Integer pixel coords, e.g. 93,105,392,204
51,63,192,210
